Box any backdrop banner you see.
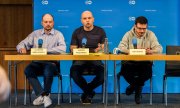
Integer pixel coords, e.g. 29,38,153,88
34,0,180,93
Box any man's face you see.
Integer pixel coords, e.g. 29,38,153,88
134,23,147,37
41,14,54,32
81,11,94,29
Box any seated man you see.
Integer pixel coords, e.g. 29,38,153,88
70,10,107,104
118,16,162,104
16,13,66,107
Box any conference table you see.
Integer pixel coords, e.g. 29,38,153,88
4,53,109,106
4,54,180,106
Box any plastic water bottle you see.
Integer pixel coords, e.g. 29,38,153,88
104,38,109,54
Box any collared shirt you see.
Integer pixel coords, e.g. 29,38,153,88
16,28,66,54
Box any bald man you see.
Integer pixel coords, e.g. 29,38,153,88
0,66,11,103
16,13,66,107
70,11,107,104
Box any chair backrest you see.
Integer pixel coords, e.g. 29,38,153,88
54,61,61,76
165,46,180,76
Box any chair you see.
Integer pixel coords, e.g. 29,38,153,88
163,45,180,106
69,67,105,103
116,62,153,105
24,61,63,105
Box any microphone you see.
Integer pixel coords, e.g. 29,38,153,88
132,37,137,49
38,39,43,48
113,48,121,55
82,37,87,48
113,48,127,55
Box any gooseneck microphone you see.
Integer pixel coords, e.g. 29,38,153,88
38,39,43,48
132,37,137,49
82,37,87,48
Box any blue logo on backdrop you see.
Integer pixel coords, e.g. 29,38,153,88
85,0,93,5
129,16,136,21
129,0,136,5
42,0,48,5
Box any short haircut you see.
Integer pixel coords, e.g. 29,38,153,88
42,13,54,21
135,16,148,25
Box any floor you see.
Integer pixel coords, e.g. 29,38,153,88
1,93,180,108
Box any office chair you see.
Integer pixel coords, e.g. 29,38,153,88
69,65,105,103
116,61,153,105
163,45,180,106
24,61,63,105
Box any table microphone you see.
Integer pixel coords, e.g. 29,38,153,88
132,37,137,49
38,39,43,48
82,37,87,48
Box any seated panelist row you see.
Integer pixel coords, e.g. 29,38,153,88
16,11,162,106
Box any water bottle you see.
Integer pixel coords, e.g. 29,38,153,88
104,38,109,54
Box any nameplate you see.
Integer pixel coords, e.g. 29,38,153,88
73,48,89,55
31,48,47,55
129,49,146,55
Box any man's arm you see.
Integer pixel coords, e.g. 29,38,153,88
70,29,79,53
18,48,27,54
70,45,78,53
94,43,104,53
16,33,34,54
118,32,130,54
94,28,106,53
147,32,163,54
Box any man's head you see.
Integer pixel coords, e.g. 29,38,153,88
134,16,148,37
81,10,94,31
41,14,54,33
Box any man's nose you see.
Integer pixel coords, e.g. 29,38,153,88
140,29,144,32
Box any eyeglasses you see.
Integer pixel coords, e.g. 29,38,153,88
136,26,147,30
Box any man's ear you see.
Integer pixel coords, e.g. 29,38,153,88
41,21,43,26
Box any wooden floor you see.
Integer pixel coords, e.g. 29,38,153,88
1,93,180,108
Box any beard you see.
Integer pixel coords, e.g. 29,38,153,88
85,23,92,28
138,32,145,37
44,26,52,31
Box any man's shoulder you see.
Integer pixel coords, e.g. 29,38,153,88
75,26,83,31
28,29,42,36
146,29,155,37
73,26,84,34
32,29,42,33
92,26,106,34
94,25,104,30
146,29,154,34
124,30,134,37
53,29,62,34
